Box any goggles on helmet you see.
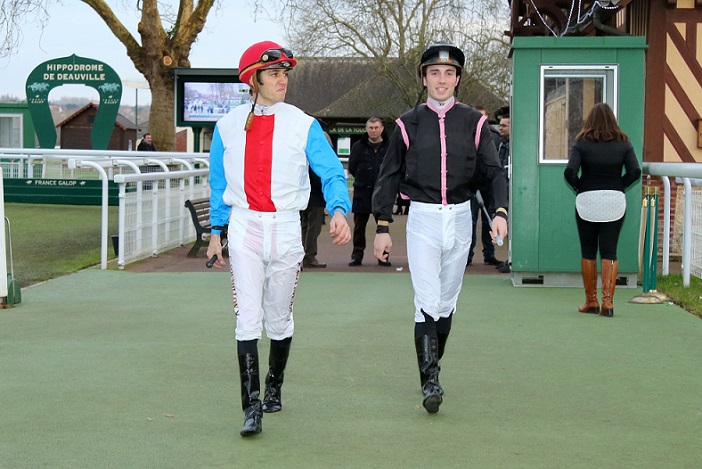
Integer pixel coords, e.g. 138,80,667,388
260,48,294,63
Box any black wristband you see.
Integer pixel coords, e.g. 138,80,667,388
376,225,389,234
494,212,507,220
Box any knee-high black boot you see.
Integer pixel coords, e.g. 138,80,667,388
414,315,443,414
262,337,292,413
238,340,262,437
436,314,453,360
435,314,452,396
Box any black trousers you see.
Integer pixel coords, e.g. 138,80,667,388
351,212,375,261
576,211,625,260
300,206,325,264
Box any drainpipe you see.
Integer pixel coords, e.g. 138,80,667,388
592,4,628,36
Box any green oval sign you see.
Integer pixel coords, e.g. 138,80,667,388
26,54,122,149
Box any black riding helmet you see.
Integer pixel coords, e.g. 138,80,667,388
411,41,466,122
417,41,465,79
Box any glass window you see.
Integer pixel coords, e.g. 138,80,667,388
0,114,23,148
539,65,618,163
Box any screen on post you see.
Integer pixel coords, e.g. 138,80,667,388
182,82,251,123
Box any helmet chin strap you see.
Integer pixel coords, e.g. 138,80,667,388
244,79,260,131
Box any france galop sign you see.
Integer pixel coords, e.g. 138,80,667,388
26,54,122,149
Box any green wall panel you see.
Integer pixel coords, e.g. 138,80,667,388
510,48,542,271
3,178,119,206
538,165,580,271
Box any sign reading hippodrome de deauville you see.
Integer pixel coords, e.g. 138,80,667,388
26,54,123,150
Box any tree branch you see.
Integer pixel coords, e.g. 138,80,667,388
80,0,141,52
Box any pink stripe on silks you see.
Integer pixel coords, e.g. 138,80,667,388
396,118,410,149
427,101,451,205
476,114,488,150
439,116,448,205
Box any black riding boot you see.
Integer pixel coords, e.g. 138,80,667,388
262,337,292,413
414,315,443,414
435,314,452,396
437,313,453,360
238,340,262,437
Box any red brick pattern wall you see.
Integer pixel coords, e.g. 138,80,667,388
175,129,188,152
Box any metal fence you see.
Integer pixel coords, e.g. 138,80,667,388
643,163,702,287
0,148,210,270
691,189,702,281
113,169,209,268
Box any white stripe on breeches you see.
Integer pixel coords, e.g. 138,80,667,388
406,200,473,322
227,208,304,341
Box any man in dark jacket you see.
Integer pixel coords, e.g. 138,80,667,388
137,133,156,151
348,117,391,266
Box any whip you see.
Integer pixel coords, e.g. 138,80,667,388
475,191,503,246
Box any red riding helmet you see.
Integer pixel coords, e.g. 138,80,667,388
238,41,297,86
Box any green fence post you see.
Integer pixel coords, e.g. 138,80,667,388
642,190,651,293
650,189,659,292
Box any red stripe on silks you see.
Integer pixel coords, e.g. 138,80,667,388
244,114,276,212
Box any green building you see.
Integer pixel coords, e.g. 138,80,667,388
0,103,36,148
509,36,647,287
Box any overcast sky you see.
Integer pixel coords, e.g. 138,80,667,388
0,2,285,106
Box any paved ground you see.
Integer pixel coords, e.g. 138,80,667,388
126,212,512,275
125,211,683,277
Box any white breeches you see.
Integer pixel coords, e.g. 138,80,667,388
406,200,473,322
227,208,304,341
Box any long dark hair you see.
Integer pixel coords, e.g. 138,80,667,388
575,103,629,142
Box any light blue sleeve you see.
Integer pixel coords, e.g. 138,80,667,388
305,119,351,216
208,125,231,234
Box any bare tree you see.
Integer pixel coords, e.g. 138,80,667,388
254,0,511,107
1,0,218,150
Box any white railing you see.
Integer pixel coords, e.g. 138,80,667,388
0,176,8,299
0,149,345,272
0,148,207,179
0,148,210,270
643,163,702,287
113,169,209,269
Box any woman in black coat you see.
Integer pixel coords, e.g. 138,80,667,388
564,103,641,317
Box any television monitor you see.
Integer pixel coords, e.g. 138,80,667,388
182,81,250,123
173,68,250,127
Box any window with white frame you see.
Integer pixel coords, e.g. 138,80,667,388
0,114,23,148
539,65,618,163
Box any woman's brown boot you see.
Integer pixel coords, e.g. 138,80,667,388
600,259,618,317
578,259,600,314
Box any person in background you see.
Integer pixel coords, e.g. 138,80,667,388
348,117,391,267
497,115,510,178
301,130,334,269
468,105,502,267
564,103,641,318
137,133,156,151
207,41,351,437
372,42,508,414
301,168,327,268
394,193,410,215
495,110,512,274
